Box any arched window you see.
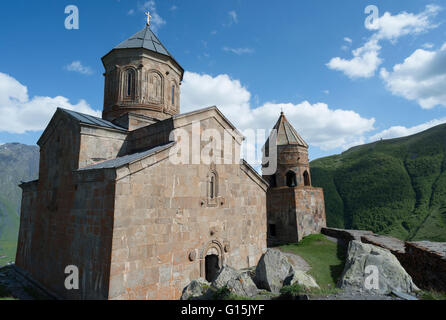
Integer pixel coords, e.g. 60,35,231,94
303,170,311,186
171,84,175,105
286,170,297,188
210,175,215,199
207,170,218,206
124,69,136,99
208,172,217,199
148,71,163,103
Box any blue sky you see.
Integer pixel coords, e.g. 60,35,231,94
0,0,445,161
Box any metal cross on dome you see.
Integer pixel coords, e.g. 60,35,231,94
145,11,152,26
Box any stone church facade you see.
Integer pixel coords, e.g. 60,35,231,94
15,24,325,300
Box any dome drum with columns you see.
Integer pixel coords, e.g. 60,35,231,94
102,26,184,123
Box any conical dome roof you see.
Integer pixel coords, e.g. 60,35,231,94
265,112,308,148
114,26,172,57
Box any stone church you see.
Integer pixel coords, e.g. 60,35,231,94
15,22,325,300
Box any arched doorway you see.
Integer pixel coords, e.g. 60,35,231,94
200,240,224,280
205,255,220,282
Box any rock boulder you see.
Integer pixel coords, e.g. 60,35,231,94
181,278,212,300
339,240,419,294
255,249,294,293
286,269,319,289
212,266,258,297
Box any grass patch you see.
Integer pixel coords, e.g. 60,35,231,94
212,287,255,300
279,234,346,290
279,283,340,299
0,196,19,267
0,284,16,300
419,290,446,300
0,241,17,267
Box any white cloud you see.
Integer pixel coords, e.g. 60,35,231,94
380,43,446,109
223,47,254,55
181,72,252,127
327,39,382,78
0,70,376,152
422,42,434,49
228,11,238,25
181,72,375,150
342,37,353,51
170,5,177,11
327,5,441,79
138,1,166,32
368,4,441,41
127,9,135,15
0,72,100,134
65,61,93,75
370,118,446,141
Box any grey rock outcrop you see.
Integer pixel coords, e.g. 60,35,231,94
286,269,319,289
212,266,258,297
255,249,294,293
180,278,212,300
339,241,419,294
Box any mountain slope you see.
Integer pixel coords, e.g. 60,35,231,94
311,123,446,242
0,143,39,266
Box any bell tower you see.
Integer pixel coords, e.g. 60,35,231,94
101,20,184,125
262,112,326,245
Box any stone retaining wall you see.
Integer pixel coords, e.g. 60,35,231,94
321,227,373,242
404,242,446,291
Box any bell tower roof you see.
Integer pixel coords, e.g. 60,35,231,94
267,112,308,148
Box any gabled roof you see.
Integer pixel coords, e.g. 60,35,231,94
114,26,172,58
173,106,244,140
60,108,127,131
78,142,174,171
37,108,128,147
265,112,308,148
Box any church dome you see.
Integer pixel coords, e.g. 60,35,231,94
101,24,184,124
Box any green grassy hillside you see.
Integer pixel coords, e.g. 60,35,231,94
311,123,446,242
0,143,39,266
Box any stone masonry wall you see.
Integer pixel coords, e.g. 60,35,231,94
78,126,128,168
17,170,116,300
108,117,267,300
266,186,326,245
16,113,118,299
295,187,326,241
266,188,297,245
